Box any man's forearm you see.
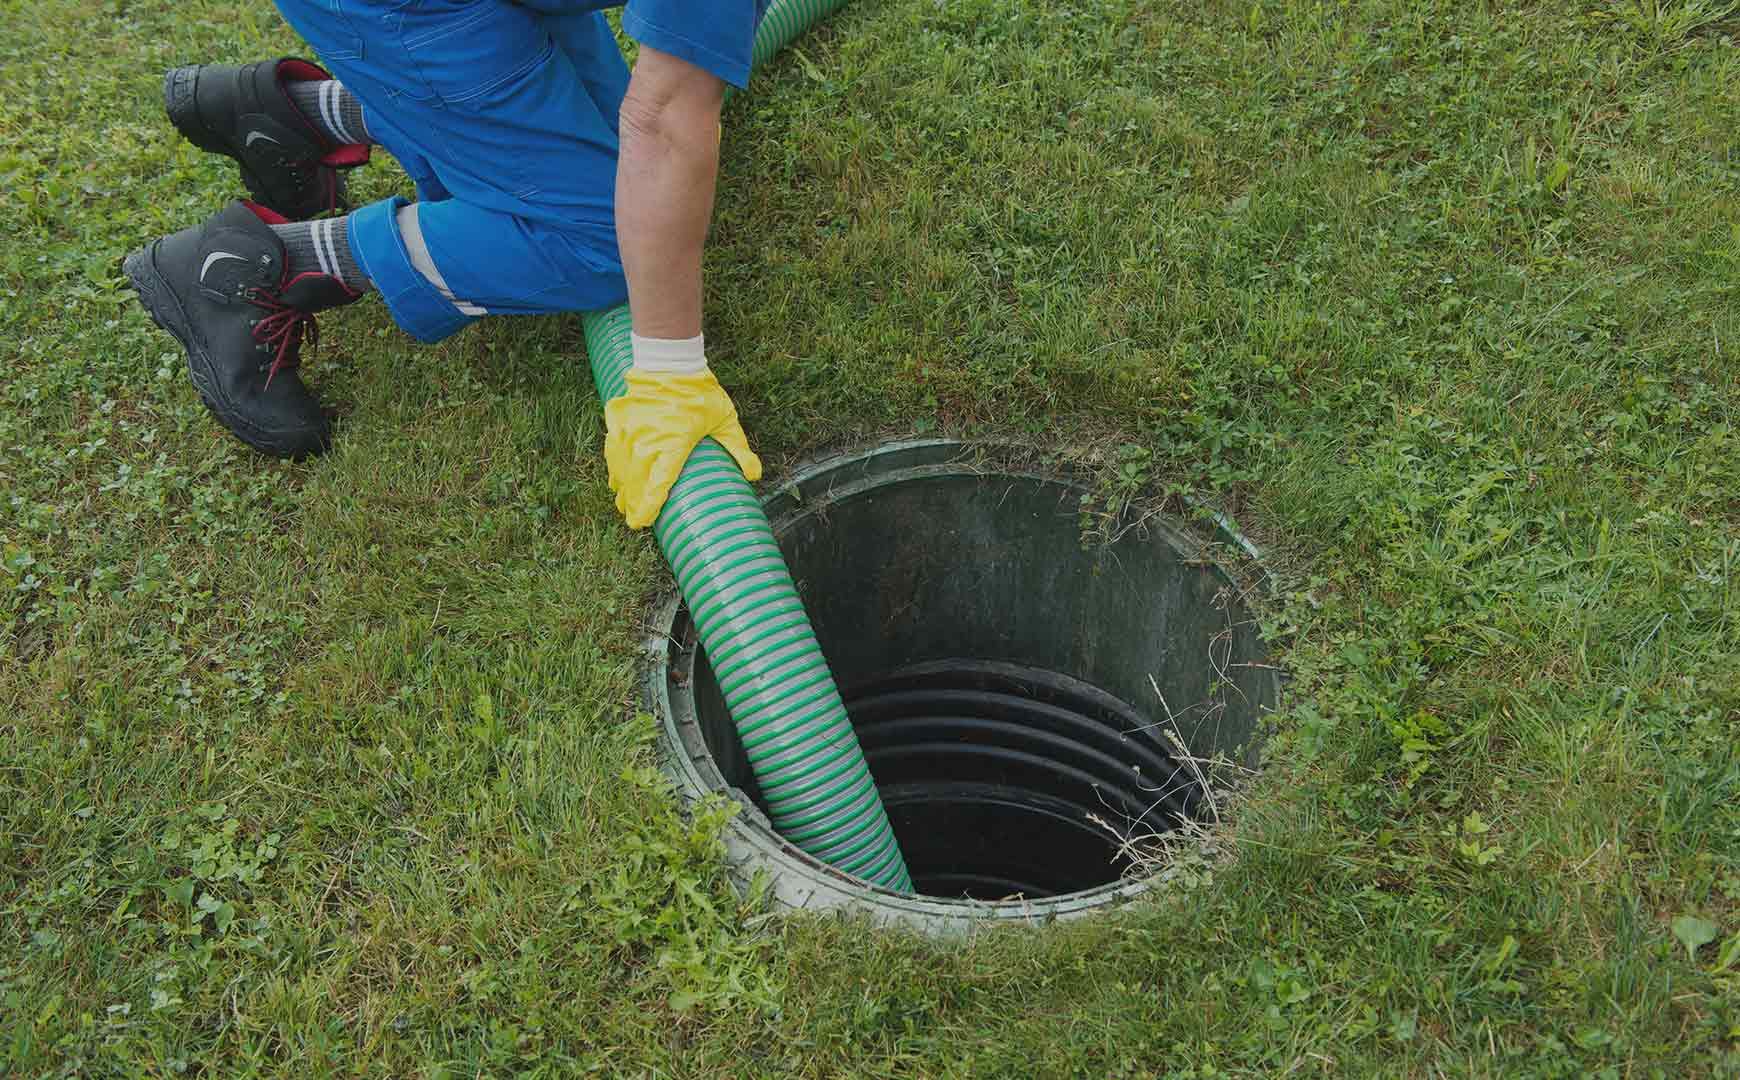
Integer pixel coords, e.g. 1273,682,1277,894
615,48,726,341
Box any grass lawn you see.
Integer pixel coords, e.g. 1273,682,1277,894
5,0,1740,1074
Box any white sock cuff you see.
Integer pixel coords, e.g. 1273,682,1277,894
631,332,708,374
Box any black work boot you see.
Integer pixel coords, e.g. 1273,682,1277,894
123,201,362,459
164,58,370,221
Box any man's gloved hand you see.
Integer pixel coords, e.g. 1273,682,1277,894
603,367,762,529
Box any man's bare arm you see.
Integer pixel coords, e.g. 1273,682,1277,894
615,46,725,340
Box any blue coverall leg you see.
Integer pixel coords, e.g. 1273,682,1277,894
270,0,634,343
268,0,767,343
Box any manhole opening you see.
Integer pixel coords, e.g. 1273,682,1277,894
670,441,1279,908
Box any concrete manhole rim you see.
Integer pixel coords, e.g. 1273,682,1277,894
642,438,1279,933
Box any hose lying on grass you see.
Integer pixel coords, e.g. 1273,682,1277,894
578,0,913,893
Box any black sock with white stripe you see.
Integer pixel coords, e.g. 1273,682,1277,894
269,216,371,292
284,79,371,147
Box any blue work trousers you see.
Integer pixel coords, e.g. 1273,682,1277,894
274,0,633,341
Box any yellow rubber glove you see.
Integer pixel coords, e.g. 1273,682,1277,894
603,368,763,529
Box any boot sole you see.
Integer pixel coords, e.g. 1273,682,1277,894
162,64,344,220
163,66,228,156
123,243,327,460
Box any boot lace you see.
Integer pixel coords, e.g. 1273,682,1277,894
248,290,319,388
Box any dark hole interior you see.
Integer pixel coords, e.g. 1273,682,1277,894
684,455,1277,902
847,660,1199,899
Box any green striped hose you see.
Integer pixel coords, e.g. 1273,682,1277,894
581,20,914,895
751,0,847,71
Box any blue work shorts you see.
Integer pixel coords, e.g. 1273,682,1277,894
274,0,635,341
